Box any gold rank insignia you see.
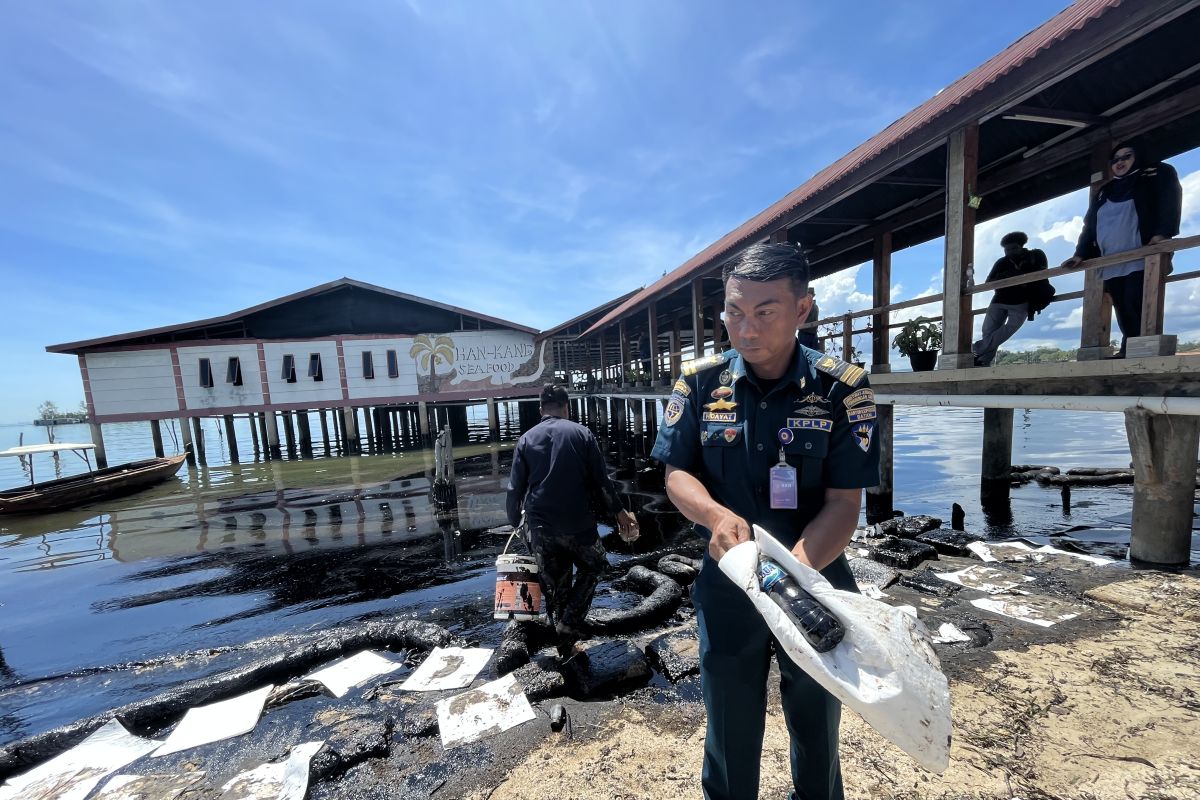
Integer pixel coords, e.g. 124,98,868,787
813,355,867,388
703,398,737,412
682,353,728,377
672,379,691,397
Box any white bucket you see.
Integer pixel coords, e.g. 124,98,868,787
494,554,543,621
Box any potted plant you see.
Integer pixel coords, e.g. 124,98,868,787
892,317,942,372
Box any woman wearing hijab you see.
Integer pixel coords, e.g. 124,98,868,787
1062,142,1182,358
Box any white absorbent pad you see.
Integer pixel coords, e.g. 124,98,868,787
718,526,951,773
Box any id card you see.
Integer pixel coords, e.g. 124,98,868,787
769,463,798,509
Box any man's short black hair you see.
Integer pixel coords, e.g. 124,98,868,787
1000,231,1028,248
721,243,809,297
540,383,569,408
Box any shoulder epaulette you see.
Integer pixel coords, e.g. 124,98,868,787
681,351,734,377
812,354,867,388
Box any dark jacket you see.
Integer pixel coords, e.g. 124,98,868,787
987,248,1049,306
506,416,623,535
1073,163,1183,260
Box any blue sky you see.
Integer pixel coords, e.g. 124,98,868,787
2,1,1198,423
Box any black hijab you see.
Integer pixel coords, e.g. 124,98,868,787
1105,142,1141,202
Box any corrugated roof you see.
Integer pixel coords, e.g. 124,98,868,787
584,0,1121,336
48,278,538,354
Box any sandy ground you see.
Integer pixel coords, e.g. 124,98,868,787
470,571,1200,800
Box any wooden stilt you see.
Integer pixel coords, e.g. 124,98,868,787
223,414,239,463
150,419,165,459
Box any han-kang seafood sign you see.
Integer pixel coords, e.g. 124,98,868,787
410,331,548,393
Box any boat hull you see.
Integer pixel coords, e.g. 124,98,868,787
0,454,188,515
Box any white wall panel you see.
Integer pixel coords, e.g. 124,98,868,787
85,350,179,416
342,338,419,400
262,341,344,405
177,344,265,410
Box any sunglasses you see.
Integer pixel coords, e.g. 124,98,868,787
1111,152,1134,165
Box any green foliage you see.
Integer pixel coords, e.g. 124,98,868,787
891,317,942,357
37,400,60,420
991,347,1075,365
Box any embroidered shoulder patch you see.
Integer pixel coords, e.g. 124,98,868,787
664,397,685,427
843,387,875,408
672,379,691,397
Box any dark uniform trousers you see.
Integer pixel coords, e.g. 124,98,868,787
651,345,879,800
530,525,607,630
695,553,856,800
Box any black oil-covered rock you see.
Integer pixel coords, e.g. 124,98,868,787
875,515,942,539
847,557,899,589
0,618,460,783
645,630,700,683
898,569,961,597
868,537,938,570
561,640,652,698
916,528,983,557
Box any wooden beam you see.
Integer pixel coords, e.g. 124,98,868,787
939,124,978,369
874,176,945,187
691,278,705,359
619,318,631,382
1003,105,1104,128
770,228,790,244
710,303,724,352
647,303,660,384
872,232,892,370
797,217,874,226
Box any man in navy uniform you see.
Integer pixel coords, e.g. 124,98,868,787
508,384,639,657
651,243,879,800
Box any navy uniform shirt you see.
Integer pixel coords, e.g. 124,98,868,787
651,344,880,550
507,416,623,536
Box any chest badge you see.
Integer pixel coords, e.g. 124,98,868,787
710,386,734,401
793,405,828,418
719,369,733,386
704,398,737,412
778,428,795,445
723,427,739,443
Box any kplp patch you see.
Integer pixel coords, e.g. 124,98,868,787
852,422,875,453
786,418,833,432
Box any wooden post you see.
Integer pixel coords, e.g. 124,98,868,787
619,318,631,386
265,411,281,459
872,232,892,373
598,329,609,387
398,408,410,449
282,411,297,458
710,303,724,353
361,406,375,452
223,414,239,463
89,422,108,469
981,408,1014,482
296,411,313,455
841,312,854,362
1125,408,1199,565
671,315,683,378
318,409,331,456
248,414,261,460
418,401,430,443
191,417,207,465
1125,253,1176,357
1079,140,1115,360
180,418,195,465
938,123,978,369
865,406,893,521
631,398,643,438
150,419,165,459
256,413,271,460
691,278,705,359
487,398,500,441
342,407,360,454
647,304,660,385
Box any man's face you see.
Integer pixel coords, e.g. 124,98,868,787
723,276,810,370
1003,242,1022,258
1111,147,1136,178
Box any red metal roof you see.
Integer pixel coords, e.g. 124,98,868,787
584,0,1122,336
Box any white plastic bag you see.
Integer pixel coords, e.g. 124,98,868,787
718,526,951,772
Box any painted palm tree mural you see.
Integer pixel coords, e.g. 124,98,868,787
410,334,456,393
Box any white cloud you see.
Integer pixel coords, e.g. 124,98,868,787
1037,215,1084,246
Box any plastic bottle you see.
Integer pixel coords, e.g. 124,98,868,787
758,558,845,653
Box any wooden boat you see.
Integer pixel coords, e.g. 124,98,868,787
0,443,188,515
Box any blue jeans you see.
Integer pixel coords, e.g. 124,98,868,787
693,554,854,800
